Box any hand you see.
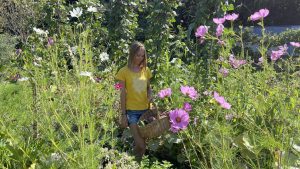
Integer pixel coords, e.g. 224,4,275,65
119,114,128,129
148,95,153,102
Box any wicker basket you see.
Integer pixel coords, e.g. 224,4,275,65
139,103,170,139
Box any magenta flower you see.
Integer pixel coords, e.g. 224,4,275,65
169,109,189,133
270,50,284,61
180,86,198,100
158,88,172,99
219,68,229,77
213,17,225,24
225,13,239,21
250,8,269,21
213,91,231,109
216,24,224,37
229,55,247,69
290,42,300,48
270,44,288,61
114,82,123,90
195,25,208,38
47,37,54,46
182,102,192,112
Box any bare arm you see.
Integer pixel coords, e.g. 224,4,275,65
119,80,126,114
147,80,152,102
119,80,128,128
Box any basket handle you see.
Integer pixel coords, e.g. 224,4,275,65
148,101,160,119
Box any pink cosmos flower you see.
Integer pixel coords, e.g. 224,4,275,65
195,25,208,38
250,8,269,21
224,13,239,21
290,42,300,48
213,17,226,24
270,44,288,61
278,44,288,52
182,102,192,112
229,55,247,69
216,24,224,37
114,82,123,90
48,37,54,46
219,68,229,77
158,88,172,99
213,91,231,109
180,86,198,100
169,109,190,133
270,50,284,61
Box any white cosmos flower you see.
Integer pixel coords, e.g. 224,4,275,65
33,62,42,67
70,7,83,18
87,6,98,13
33,27,48,36
99,52,109,62
71,46,77,54
35,57,42,61
170,58,177,63
79,71,92,77
18,77,29,81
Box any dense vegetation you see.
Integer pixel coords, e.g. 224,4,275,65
0,0,299,168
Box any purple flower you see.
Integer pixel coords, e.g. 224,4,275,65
250,8,269,21
47,37,54,46
158,88,172,98
213,17,225,24
16,49,22,55
219,68,229,77
270,50,284,61
270,44,288,61
195,25,208,38
290,42,300,48
216,24,224,37
229,55,247,69
169,109,190,133
225,13,239,21
180,86,198,100
278,44,288,52
182,102,192,112
213,91,231,109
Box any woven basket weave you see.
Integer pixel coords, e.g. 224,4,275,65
139,103,170,139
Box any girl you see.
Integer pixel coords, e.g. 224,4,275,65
115,41,152,159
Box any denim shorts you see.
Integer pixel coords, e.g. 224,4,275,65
126,109,148,125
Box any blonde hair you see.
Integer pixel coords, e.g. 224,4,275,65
127,41,147,72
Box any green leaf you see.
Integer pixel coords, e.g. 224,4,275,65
233,133,256,159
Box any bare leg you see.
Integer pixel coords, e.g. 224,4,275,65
129,124,146,159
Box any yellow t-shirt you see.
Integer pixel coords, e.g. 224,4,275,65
115,66,152,110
